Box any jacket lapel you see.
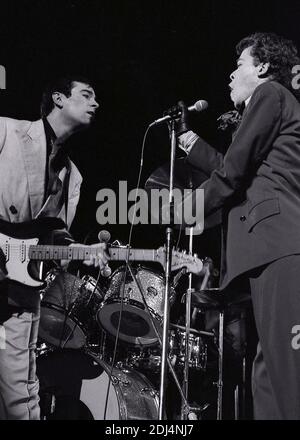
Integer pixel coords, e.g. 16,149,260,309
18,120,47,218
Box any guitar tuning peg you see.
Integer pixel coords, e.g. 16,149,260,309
193,253,198,258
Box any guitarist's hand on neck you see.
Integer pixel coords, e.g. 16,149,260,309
69,242,110,273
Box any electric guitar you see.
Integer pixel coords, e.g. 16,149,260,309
0,217,203,288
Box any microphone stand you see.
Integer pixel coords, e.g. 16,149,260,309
181,227,194,420
158,119,176,420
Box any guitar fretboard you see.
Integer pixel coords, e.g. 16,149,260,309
28,246,162,265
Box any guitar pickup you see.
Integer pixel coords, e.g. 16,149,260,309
20,241,26,263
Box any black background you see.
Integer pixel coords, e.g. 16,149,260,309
1,0,299,257
1,0,299,420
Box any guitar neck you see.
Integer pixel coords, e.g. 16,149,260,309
29,245,163,266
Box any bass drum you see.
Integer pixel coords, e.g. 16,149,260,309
37,349,159,420
97,266,176,346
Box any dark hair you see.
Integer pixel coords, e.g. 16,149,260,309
40,75,94,117
236,32,300,98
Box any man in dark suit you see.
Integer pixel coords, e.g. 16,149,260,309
175,33,300,419
0,76,108,419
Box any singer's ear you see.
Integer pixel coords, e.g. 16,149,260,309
52,91,64,109
257,62,270,78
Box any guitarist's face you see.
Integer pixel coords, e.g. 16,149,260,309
59,81,99,129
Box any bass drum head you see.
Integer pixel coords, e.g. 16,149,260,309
97,266,172,346
37,349,159,420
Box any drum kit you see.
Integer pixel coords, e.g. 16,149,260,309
36,259,250,420
36,156,250,420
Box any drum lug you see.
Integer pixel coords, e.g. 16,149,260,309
121,378,131,387
111,375,120,385
140,387,158,398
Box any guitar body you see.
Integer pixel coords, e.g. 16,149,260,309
0,217,66,287
0,234,41,287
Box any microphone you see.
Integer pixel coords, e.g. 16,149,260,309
101,265,112,278
149,100,208,127
98,229,111,243
98,230,112,277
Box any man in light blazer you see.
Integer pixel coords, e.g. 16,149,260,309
0,76,108,419
175,33,300,419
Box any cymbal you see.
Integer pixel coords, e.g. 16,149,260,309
145,158,221,231
190,289,252,311
190,288,225,310
170,323,214,338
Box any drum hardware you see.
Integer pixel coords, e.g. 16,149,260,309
120,262,206,420
234,386,239,420
181,402,210,421
179,227,211,420
140,387,159,398
217,308,224,421
190,287,251,420
97,259,197,420
170,323,214,338
190,287,226,420
39,270,105,350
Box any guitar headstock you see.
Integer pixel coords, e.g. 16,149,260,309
156,247,203,275
171,249,203,274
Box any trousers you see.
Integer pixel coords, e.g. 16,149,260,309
0,306,40,420
250,255,300,419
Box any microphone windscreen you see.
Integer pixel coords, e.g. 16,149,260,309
194,100,208,112
98,230,111,243
101,266,112,277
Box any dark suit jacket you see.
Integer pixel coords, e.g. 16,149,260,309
185,81,300,289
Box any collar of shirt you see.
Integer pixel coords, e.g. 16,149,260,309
43,117,57,148
42,117,68,170
245,95,252,107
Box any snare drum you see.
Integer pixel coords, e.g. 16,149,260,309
96,266,176,347
39,270,105,349
170,328,207,371
127,329,207,373
37,349,159,420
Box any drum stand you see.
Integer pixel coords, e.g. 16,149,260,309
217,307,224,420
181,228,195,420
126,263,198,418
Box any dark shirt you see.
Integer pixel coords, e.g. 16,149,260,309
43,118,69,201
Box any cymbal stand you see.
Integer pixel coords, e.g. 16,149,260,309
126,262,197,417
217,307,224,420
181,228,194,420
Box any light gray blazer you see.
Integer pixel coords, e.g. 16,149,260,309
0,117,82,229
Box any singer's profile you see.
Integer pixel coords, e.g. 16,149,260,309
168,32,300,420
